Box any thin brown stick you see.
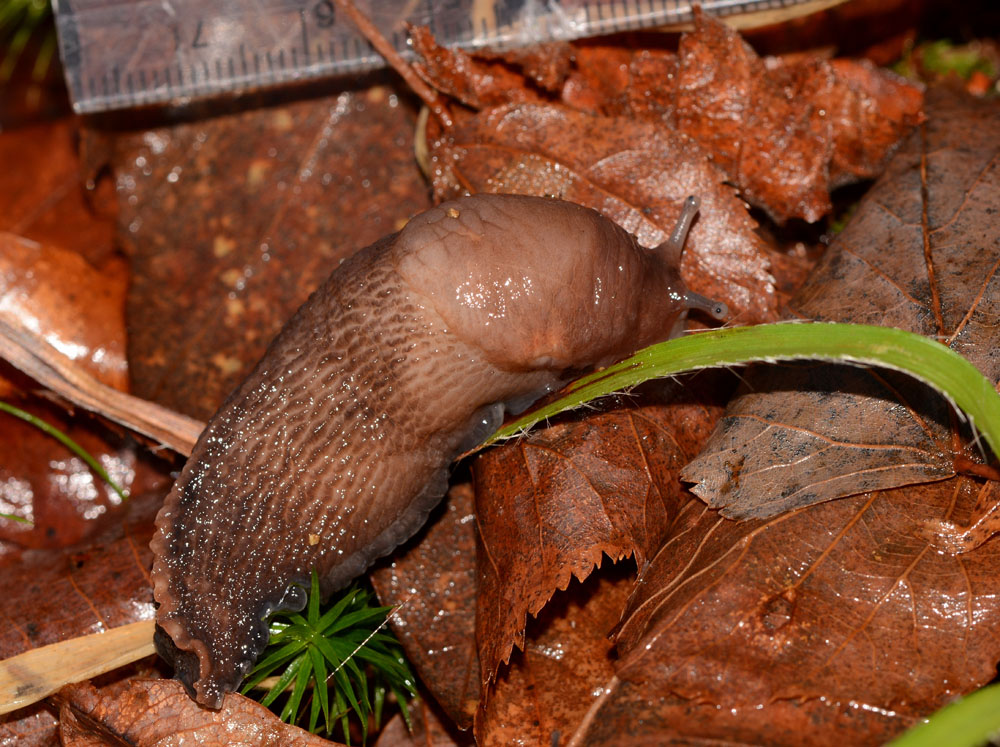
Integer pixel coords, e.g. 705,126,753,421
331,0,453,128
0,318,203,457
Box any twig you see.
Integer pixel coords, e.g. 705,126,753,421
0,318,203,457
331,0,453,128
0,620,156,715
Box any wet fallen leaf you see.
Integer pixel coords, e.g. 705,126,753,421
0,227,174,549
370,484,481,729
417,12,924,225
0,397,171,549
0,120,116,269
0,703,59,747
0,232,127,392
100,86,432,420
57,679,339,746
683,86,999,519
473,376,728,684
613,475,1000,718
0,515,158,660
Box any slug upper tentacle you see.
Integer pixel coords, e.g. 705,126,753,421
150,193,723,708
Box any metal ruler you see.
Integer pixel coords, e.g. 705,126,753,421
53,0,846,114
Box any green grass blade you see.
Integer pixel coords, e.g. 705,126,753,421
0,512,31,524
486,323,1000,463
333,687,351,746
373,683,386,730
0,401,129,501
308,682,322,734
240,659,287,694
315,588,360,632
888,684,1000,746
248,639,308,676
307,571,321,626
260,655,304,708
308,645,332,735
326,606,394,636
391,683,415,732
280,655,313,724
333,666,367,744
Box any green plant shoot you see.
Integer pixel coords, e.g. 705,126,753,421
242,571,416,744
888,683,1000,747
0,400,130,524
486,323,1000,466
0,0,55,81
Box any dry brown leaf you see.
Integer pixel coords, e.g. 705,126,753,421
57,679,338,746
573,678,913,746
564,12,924,224
374,701,470,747
473,377,728,684
683,86,999,520
409,26,547,111
416,13,923,225
475,565,632,747
476,544,914,745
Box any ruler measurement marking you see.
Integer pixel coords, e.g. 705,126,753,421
300,9,310,63
55,0,837,113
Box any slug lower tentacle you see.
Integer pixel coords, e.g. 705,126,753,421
150,193,724,708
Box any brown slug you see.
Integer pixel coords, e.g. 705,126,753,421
150,193,725,708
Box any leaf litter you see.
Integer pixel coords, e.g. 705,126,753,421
683,85,1000,521
4,3,998,745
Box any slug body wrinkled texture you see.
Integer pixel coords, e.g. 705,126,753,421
150,194,711,708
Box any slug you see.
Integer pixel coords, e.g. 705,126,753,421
150,193,726,708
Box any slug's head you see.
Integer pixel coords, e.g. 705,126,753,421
395,193,726,373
